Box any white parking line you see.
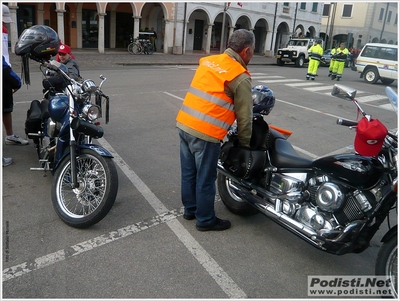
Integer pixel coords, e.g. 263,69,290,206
259,79,303,84
3,136,247,298
287,82,324,87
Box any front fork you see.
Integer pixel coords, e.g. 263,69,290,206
69,92,79,189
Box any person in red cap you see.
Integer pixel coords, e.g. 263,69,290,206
354,118,388,157
43,43,80,91
56,44,80,80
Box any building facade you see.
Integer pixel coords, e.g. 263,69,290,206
321,2,398,50
4,2,324,55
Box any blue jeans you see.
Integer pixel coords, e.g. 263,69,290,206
178,128,221,227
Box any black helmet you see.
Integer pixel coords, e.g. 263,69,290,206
15,25,60,60
252,85,275,115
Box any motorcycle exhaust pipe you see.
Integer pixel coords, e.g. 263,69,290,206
71,118,104,139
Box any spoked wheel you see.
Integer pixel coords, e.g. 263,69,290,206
376,236,398,298
217,172,258,216
51,149,118,228
127,43,134,54
146,44,155,55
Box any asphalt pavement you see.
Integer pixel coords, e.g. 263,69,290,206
9,48,276,70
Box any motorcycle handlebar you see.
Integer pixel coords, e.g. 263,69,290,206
337,118,358,127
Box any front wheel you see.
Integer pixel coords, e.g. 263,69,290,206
296,56,305,67
127,43,134,54
52,149,119,228
277,58,284,66
376,236,398,298
217,172,258,216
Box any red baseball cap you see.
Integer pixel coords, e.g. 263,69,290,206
58,44,71,54
354,118,388,156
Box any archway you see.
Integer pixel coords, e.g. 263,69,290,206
254,18,268,54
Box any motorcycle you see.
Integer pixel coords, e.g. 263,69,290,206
217,84,397,297
24,59,119,228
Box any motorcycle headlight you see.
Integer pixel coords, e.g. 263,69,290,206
82,104,100,121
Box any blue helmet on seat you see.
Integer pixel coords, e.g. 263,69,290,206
251,85,275,115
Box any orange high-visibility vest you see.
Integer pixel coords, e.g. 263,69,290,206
176,53,249,140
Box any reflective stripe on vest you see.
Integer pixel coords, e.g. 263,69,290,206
176,53,249,140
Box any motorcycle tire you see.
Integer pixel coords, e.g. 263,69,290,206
51,148,119,228
375,236,398,298
217,173,258,216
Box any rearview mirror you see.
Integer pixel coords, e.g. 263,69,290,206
331,84,357,100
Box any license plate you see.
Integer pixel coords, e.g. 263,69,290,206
283,54,289,57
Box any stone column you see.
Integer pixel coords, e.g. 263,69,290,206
76,11,82,48
133,16,141,40
164,19,173,53
56,9,66,43
37,9,44,25
264,30,272,56
98,13,106,53
205,23,213,54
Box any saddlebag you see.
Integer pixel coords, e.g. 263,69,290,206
220,115,268,179
221,143,265,179
25,99,49,138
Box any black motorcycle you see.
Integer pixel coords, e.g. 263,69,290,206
218,84,397,297
14,25,118,229
23,60,119,228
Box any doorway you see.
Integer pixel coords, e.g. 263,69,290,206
193,19,204,51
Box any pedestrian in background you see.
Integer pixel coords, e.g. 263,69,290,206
150,27,157,51
331,43,349,81
2,4,12,66
3,55,28,166
306,39,323,80
176,29,255,231
328,44,339,77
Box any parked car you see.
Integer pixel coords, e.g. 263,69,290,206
352,43,398,85
320,49,353,68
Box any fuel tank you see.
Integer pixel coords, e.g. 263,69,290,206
312,154,384,189
48,94,69,122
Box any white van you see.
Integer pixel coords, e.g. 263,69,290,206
353,43,398,84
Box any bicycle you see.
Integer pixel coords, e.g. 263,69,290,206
127,35,154,55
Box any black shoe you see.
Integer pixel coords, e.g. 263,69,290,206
336,78,340,81
196,218,231,231
183,213,196,220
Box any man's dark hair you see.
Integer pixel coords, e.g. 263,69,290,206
227,29,255,53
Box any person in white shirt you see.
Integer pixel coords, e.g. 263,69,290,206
2,4,13,66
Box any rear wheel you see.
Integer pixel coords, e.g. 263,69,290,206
363,68,379,84
376,236,398,298
146,44,155,55
131,42,141,55
381,78,395,85
217,173,258,216
127,43,134,54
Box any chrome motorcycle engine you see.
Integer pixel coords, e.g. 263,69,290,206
269,173,375,234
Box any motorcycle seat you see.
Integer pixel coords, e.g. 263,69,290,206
270,138,313,168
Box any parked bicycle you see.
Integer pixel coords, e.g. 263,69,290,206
127,33,154,55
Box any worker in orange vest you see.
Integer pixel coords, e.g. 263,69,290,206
176,29,255,231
